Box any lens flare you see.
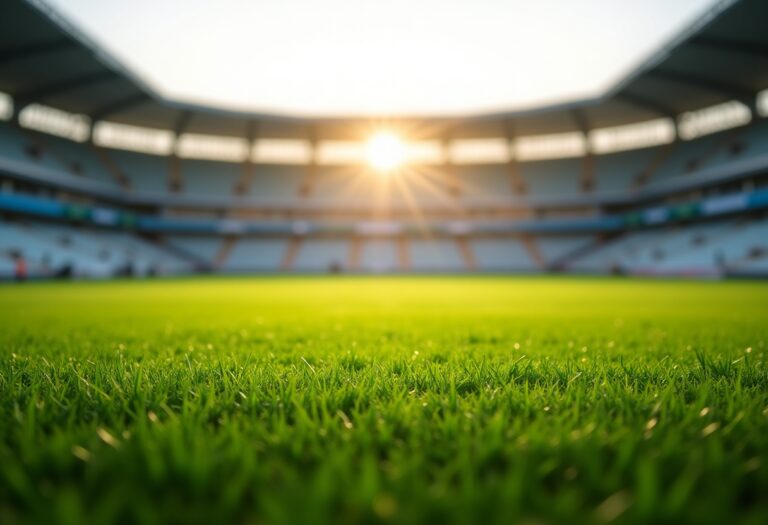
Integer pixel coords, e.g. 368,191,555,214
366,132,405,172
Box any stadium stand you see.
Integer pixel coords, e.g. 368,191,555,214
293,239,349,272
0,217,191,278
536,235,596,267
244,165,305,200
457,165,515,199
567,216,768,276
181,159,240,197
0,0,766,279
37,134,119,188
359,239,399,272
520,159,582,196
0,122,69,174
222,238,287,273
166,236,222,267
409,239,465,272
471,238,536,272
593,148,658,193
109,150,168,193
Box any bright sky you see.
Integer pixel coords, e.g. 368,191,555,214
45,0,716,117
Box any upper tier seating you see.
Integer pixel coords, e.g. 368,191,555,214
456,165,516,200
0,122,69,173
2,117,767,205
182,159,240,197
648,120,768,186
109,150,168,193
520,158,582,197
309,169,376,204
702,119,768,171
308,168,458,207
244,165,306,200
39,134,118,188
593,147,658,193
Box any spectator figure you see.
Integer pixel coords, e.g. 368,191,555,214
13,253,27,281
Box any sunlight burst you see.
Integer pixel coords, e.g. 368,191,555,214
366,132,405,173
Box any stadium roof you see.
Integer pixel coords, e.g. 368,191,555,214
0,0,766,140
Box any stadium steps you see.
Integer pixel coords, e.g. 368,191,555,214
520,234,545,269
507,160,527,195
168,155,183,193
91,145,131,190
443,163,462,197
580,153,595,192
456,237,477,271
634,141,677,189
397,237,410,271
298,164,318,197
561,232,624,272
214,236,237,269
233,161,254,196
281,237,303,271
348,237,363,271
158,236,212,269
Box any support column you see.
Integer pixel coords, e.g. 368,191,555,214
634,140,677,189
348,237,363,271
91,144,131,190
168,111,191,193
396,236,410,272
505,120,526,195
441,136,461,197
581,153,595,193
299,127,318,197
235,120,258,196
456,237,477,271
571,110,594,192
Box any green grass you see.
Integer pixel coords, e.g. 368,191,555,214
1,277,767,525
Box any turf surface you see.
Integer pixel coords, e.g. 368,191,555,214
1,277,767,525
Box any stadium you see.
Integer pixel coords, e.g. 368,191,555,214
0,0,766,524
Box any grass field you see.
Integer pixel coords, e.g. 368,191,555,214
1,277,767,525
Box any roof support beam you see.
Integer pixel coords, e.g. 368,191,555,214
648,70,757,111
17,71,117,103
503,120,525,195
570,109,590,135
88,93,150,121
299,125,318,198
245,119,258,143
571,109,594,192
173,110,193,135
168,110,192,193
440,133,461,197
235,120,259,196
617,92,679,119
689,36,768,58
0,38,75,65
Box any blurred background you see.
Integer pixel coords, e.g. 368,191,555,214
0,0,766,280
